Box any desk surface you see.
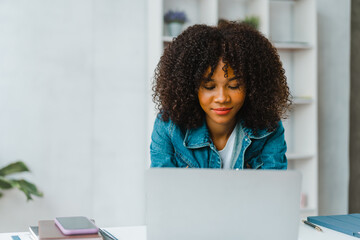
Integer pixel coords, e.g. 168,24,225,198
1,222,356,240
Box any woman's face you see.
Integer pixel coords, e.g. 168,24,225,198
198,60,246,129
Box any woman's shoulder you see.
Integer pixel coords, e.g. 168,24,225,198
152,114,192,145
241,120,284,139
153,114,183,134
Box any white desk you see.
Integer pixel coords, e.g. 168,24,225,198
1,223,356,240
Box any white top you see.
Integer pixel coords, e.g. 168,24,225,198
218,127,236,169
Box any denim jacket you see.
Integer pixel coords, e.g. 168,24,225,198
150,115,287,169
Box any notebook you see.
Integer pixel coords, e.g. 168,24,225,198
38,220,102,240
145,168,302,240
308,214,360,237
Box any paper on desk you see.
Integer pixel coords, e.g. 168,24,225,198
10,234,33,240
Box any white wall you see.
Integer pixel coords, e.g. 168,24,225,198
0,0,147,232
317,0,350,214
0,0,352,233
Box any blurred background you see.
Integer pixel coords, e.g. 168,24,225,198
0,0,354,232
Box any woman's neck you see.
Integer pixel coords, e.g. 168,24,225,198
206,118,237,150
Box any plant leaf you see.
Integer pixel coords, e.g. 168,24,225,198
0,176,14,189
0,161,30,176
0,191,3,198
9,179,43,201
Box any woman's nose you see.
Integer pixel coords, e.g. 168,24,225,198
214,88,229,103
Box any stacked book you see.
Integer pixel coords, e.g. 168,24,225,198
308,214,360,238
29,220,103,240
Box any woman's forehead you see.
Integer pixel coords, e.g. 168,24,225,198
203,60,236,78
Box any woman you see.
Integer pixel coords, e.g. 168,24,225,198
150,21,291,169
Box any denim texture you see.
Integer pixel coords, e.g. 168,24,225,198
150,115,287,169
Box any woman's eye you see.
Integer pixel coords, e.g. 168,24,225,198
229,85,240,90
203,85,215,90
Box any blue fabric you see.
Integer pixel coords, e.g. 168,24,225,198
150,115,287,169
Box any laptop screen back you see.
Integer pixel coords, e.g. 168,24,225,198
146,168,301,240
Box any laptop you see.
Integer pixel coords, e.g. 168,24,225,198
145,168,301,240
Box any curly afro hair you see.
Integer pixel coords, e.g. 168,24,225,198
152,21,291,131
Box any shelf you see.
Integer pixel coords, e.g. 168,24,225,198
274,42,312,50
164,37,312,50
152,0,318,218
270,0,296,3
163,35,175,43
286,153,314,160
293,97,314,105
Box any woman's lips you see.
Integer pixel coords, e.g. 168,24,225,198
212,108,232,115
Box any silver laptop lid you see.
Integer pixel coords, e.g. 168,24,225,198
146,168,301,240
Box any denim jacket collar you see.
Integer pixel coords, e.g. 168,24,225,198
183,121,211,149
183,120,273,149
242,125,273,139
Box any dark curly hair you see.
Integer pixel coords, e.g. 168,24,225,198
152,21,291,131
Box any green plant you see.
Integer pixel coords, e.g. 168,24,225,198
241,16,260,30
218,16,260,30
0,161,43,201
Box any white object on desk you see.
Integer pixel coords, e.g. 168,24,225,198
106,224,357,240
146,169,301,240
103,224,355,240
0,223,356,240
0,233,32,240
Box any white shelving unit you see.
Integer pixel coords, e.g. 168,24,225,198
147,0,318,217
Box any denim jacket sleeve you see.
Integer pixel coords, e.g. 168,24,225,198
150,116,177,167
258,121,287,169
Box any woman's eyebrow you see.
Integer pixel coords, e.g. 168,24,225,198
228,76,242,81
203,76,242,82
203,78,214,82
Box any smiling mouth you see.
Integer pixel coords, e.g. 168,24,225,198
212,108,232,115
